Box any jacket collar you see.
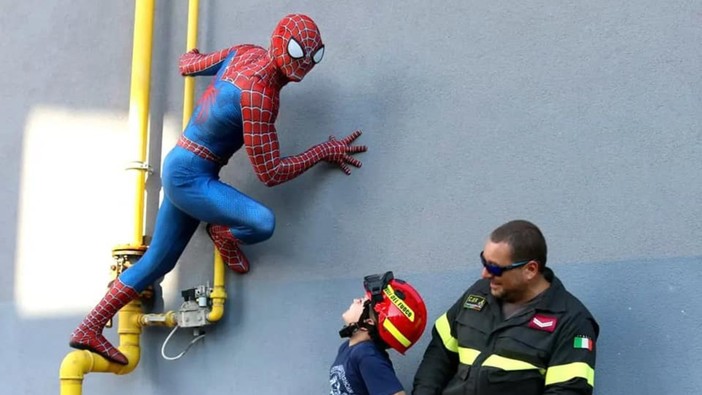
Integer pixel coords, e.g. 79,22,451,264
478,267,568,313
533,268,567,313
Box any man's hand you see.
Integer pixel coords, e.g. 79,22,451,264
321,130,367,175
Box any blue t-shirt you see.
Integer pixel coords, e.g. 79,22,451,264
329,340,403,395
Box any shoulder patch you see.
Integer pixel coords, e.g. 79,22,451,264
573,335,595,351
463,294,486,311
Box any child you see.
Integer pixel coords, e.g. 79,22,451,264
330,272,428,395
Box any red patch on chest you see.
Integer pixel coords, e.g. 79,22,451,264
528,314,558,332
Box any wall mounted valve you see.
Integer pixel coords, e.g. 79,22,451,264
176,284,213,328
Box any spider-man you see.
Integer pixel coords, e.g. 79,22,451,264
69,14,366,365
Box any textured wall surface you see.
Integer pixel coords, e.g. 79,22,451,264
1,0,700,394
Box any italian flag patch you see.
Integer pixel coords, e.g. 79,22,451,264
573,336,594,351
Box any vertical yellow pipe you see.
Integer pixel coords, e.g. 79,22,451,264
180,0,228,322
129,0,156,247
207,251,227,322
60,1,156,393
182,0,199,128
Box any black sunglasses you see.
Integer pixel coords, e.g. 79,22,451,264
480,251,531,276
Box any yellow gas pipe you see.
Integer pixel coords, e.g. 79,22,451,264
179,0,227,323
60,0,164,393
60,0,225,393
59,300,177,393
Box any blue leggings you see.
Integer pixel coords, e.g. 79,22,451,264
119,146,275,291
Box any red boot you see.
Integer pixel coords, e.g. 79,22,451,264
69,278,139,365
207,224,250,273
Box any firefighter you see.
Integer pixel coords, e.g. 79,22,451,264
413,220,599,395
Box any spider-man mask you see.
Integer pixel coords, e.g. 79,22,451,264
269,14,325,82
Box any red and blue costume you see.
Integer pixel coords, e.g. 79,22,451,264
69,14,366,365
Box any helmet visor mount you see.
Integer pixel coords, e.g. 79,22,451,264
363,271,394,304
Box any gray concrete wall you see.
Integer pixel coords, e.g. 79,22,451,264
2,0,701,394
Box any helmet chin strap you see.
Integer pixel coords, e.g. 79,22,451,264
338,321,377,338
338,322,360,338
339,301,375,339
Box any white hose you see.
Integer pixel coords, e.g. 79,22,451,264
161,325,206,361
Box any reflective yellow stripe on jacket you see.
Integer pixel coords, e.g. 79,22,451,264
435,313,458,353
545,362,595,387
482,354,545,374
458,347,481,365
481,355,594,387
435,313,481,365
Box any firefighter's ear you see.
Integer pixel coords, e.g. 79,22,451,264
524,260,540,280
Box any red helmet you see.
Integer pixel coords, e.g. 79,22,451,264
269,14,324,82
364,272,428,354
